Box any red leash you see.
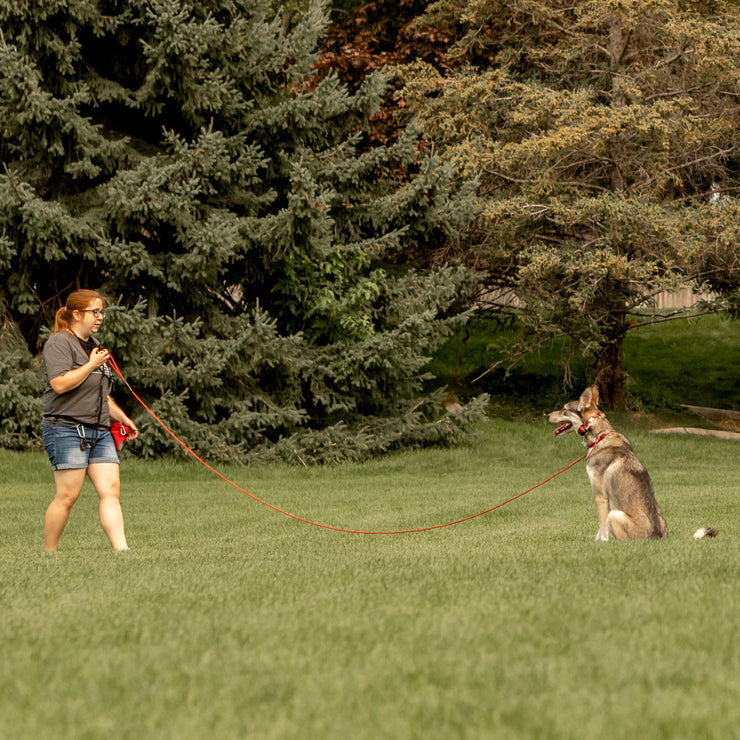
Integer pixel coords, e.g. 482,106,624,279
108,356,586,534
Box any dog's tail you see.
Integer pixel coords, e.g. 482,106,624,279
693,527,718,539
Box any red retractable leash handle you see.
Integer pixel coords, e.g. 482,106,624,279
106,355,586,534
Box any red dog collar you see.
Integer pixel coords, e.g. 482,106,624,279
578,413,602,436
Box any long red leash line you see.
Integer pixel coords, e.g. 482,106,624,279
108,356,586,534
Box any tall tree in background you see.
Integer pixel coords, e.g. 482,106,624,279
399,0,740,407
0,0,487,460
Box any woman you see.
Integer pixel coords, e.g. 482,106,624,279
42,290,139,552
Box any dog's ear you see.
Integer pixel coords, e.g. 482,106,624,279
578,386,599,413
589,385,600,409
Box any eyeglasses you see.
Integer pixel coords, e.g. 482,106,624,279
81,309,106,319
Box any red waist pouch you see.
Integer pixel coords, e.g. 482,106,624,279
110,422,129,451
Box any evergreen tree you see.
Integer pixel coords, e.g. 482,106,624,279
0,0,487,461
399,0,740,407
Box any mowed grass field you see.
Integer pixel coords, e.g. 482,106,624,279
1,418,738,740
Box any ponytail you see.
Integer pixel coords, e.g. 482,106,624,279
53,289,107,335
53,306,74,334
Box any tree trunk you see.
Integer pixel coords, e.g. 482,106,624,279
593,333,626,410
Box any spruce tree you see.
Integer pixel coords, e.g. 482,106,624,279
0,0,487,461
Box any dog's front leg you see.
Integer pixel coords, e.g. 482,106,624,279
593,492,610,542
587,465,610,541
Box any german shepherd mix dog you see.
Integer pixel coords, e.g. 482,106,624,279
548,385,668,541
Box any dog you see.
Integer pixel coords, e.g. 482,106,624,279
548,385,668,541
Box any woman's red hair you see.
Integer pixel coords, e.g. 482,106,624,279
53,289,107,335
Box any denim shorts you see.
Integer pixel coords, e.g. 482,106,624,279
42,421,120,471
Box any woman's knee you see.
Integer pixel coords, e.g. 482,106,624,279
50,491,81,514
99,481,121,501
53,470,85,505
86,463,121,499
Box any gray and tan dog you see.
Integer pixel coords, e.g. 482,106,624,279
548,385,668,541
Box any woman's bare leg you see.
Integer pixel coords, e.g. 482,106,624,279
45,469,86,552
87,463,129,550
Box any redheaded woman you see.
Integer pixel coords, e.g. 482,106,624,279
42,290,139,552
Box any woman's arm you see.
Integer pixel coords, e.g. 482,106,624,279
108,396,140,440
49,348,111,394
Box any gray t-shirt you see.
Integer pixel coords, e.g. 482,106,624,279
42,331,113,427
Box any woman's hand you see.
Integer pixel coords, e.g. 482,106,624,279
124,418,140,441
49,349,109,394
89,347,111,369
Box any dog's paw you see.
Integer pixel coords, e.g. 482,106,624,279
693,527,718,539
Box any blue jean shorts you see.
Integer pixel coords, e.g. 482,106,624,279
42,422,120,471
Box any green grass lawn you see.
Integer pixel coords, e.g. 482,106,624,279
1,418,738,739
